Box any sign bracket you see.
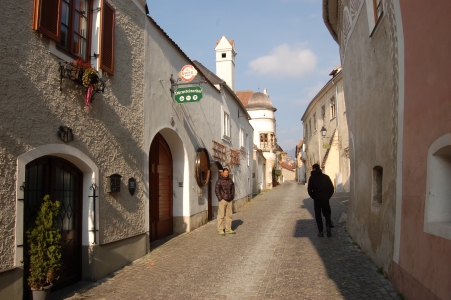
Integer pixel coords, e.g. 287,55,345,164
170,74,207,97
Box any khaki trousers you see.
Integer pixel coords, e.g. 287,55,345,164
217,199,233,232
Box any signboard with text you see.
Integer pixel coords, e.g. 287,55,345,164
174,86,203,103
179,65,198,82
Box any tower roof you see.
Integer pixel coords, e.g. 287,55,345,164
215,36,236,54
236,90,254,107
246,92,277,112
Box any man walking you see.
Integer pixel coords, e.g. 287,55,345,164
215,168,236,235
307,164,335,237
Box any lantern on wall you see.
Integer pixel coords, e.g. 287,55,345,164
106,174,122,193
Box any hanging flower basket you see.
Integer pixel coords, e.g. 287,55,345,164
58,59,106,113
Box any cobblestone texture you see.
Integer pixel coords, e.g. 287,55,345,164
64,181,399,300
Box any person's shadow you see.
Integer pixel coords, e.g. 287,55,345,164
232,219,244,230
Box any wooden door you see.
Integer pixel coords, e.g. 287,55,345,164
23,157,82,296
149,133,173,241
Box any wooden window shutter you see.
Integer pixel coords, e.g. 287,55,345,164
33,0,61,42
100,0,115,75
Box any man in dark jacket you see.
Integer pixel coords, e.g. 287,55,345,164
215,168,236,235
308,164,335,237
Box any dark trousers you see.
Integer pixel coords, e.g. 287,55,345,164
313,198,332,232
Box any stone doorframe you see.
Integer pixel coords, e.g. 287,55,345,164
15,144,99,267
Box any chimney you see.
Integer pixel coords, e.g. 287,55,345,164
215,36,237,91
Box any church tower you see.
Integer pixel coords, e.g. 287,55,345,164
215,36,237,91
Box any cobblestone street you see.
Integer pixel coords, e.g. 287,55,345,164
62,181,399,300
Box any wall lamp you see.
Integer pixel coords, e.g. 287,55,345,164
320,126,327,137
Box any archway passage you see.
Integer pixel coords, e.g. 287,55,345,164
23,156,82,294
149,133,173,241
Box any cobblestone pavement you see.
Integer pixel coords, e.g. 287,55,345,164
65,181,399,300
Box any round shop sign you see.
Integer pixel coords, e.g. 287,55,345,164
179,65,198,82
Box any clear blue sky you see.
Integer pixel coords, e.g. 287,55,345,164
147,0,340,155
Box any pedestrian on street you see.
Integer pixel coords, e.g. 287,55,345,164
307,163,335,237
215,168,236,235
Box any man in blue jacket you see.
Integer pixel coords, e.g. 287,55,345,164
308,164,335,237
215,168,235,235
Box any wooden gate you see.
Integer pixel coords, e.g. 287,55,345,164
23,156,82,296
149,133,173,241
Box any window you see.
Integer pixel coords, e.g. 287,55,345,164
246,133,249,166
424,134,451,240
222,53,226,58
240,127,245,149
372,166,383,206
342,91,346,113
330,97,336,119
304,124,308,140
33,0,115,74
321,105,326,124
223,110,230,139
365,0,383,35
373,0,383,23
309,120,312,137
313,113,317,132
260,133,268,149
60,0,90,59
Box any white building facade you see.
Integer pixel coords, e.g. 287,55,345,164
246,91,278,189
301,68,350,191
0,2,253,298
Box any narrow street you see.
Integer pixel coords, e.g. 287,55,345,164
61,182,399,300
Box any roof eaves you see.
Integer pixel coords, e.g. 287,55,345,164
301,69,342,121
145,14,219,93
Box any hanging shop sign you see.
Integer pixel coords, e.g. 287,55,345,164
179,65,198,82
174,86,203,103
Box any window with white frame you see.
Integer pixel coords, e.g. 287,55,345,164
240,127,245,149
246,133,249,166
33,0,116,74
424,134,451,240
309,119,312,137
313,113,317,132
223,110,230,139
330,97,336,119
260,133,272,150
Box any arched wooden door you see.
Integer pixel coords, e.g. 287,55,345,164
149,133,173,241
23,156,82,296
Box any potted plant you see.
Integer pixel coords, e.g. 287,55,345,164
27,195,62,300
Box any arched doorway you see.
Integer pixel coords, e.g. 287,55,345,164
23,156,82,294
149,133,173,241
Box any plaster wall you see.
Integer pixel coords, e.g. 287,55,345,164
143,18,253,230
302,73,348,187
82,234,147,281
339,0,397,271
0,0,146,275
252,150,266,195
392,1,451,299
248,110,276,146
281,169,295,181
